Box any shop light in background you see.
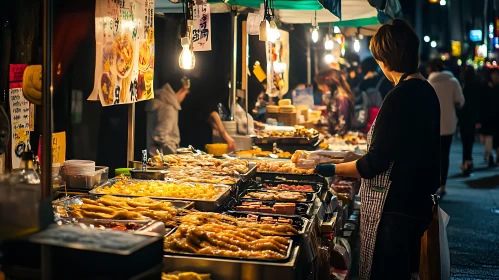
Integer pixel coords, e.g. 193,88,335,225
353,39,360,52
333,26,341,34
324,54,335,63
428,0,438,3
311,27,319,43
430,41,437,48
324,34,334,50
489,23,494,39
310,11,319,43
457,59,462,66
267,20,281,43
179,37,195,70
424,35,430,43
439,0,446,6
494,37,499,49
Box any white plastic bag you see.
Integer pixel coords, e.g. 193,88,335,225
439,208,450,280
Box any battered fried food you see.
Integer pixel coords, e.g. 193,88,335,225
164,221,291,260
61,195,187,227
94,180,225,200
243,191,306,202
256,161,315,174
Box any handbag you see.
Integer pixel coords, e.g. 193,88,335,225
419,195,451,280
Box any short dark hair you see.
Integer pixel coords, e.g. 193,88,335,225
370,19,420,73
361,57,379,74
428,59,446,72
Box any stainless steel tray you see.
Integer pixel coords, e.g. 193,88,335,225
89,180,232,211
163,246,301,280
239,189,317,203
224,211,310,240
240,162,257,182
164,228,294,263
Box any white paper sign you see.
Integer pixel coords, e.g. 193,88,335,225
192,4,211,51
9,88,31,168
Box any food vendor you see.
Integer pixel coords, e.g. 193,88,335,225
316,19,440,280
146,74,189,155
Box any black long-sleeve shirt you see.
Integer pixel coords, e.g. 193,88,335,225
356,79,441,220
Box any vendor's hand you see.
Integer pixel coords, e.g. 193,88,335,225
315,163,336,177
224,133,236,151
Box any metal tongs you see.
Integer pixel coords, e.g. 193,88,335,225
156,149,165,166
188,145,206,155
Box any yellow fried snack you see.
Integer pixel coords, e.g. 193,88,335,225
94,181,224,200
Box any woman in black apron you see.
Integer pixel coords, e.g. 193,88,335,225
317,19,441,280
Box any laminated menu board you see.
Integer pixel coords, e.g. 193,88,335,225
9,64,32,168
89,0,155,106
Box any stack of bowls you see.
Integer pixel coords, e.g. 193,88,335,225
63,160,95,175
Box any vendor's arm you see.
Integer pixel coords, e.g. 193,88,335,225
209,111,236,151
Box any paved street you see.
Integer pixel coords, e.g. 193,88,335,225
441,142,499,279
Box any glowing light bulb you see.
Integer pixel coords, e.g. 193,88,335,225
440,0,446,5
457,59,462,66
430,41,437,48
324,54,334,63
324,37,334,50
353,39,360,53
333,26,341,34
311,28,319,43
424,36,430,43
179,37,195,70
267,21,280,43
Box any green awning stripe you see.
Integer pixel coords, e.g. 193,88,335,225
333,16,379,27
207,0,324,10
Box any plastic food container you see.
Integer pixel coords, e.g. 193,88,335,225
205,143,228,156
62,166,109,190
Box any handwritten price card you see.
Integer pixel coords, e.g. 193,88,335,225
192,4,211,51
9,88,30,168
52,132,66,164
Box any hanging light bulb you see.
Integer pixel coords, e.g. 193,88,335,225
179,37,195,70
311,27,319,43
267,20,280,43
324,36,334,50
333,26,341,34
353,39,360,53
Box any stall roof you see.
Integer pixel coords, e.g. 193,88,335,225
278,0,378,24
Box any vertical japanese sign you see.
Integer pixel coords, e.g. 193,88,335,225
9,64,30,168
52,132,66,164
192,4,211,51
90,0,155,106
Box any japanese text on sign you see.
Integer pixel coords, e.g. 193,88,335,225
192,4,211,51
9,88,31,168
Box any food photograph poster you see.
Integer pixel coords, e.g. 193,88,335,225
90,0,155,106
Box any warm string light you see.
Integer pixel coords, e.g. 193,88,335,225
179,1,195,70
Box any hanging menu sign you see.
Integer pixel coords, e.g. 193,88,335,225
90,0,155,106
192,4,211,51
9,64,30,168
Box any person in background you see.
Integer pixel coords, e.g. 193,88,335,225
314,68,354,136
146,77,189,156
458,66,479,175
252,92,268,122
427,58,465,196
358,57,393,132
477,68,499,166
315,19,440,279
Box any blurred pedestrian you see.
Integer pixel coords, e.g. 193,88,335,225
314,68,355,136
458,66,479,175
478,68,499,166
427,58,465,196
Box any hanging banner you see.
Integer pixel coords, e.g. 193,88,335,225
265,30,289,98
192,4,212,51
89,0,155,106
9,64,30,168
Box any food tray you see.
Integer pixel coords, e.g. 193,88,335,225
224,211,310,239
89,180,232,212
53,194,194,215
277,134,319,145
228,199,314,218
239,189,317,203
164,228,294,263
251,135,279,145
250,180,323,194
240,162,257,182
256,172,328,187
130,169,168,180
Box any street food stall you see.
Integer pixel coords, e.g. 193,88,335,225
0,0,377,279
